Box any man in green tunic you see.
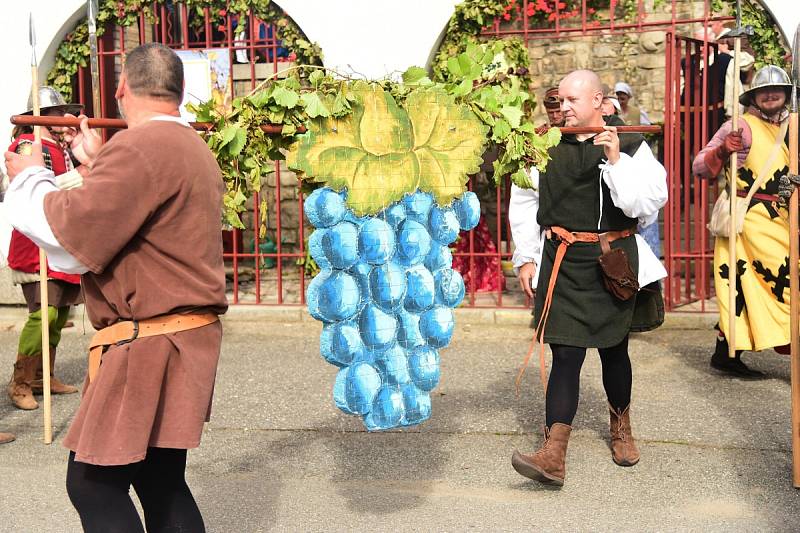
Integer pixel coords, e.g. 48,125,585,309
509,70,667,485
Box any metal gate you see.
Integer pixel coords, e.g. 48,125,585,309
663,33,723,311
62,1,737,310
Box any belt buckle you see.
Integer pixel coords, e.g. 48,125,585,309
115,320,140,346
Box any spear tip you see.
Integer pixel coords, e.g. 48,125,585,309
28,12,35,47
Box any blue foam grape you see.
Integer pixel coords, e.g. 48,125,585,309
408,345,440,391
403,191,434,225
344,362,382,414
304,187,346,228
401,384,432,426
320,324,338,366
453,191,481,231
328,321,363,367
404,265,435,313
358,303,398,350
306,269,331,322
365,385,405,430
358,218,396,265
396,219,432,266
374,343,411,385
333,368,357,414
322,221,359,269
317,270,361,322
419,306,455,348
383,203,406,229
425,242,453,272
428,206,460,245
396,308,424,349
347,260,371,311
369,261,407,312
308,229,331,270
435,268,466,308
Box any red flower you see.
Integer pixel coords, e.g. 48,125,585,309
218,9,227,17
503,12,511,20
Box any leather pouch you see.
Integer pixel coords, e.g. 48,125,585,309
597,234,639,301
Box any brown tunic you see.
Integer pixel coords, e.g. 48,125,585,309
44,119,228,465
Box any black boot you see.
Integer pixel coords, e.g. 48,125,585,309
710,336,765,379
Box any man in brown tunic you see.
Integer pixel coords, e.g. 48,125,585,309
4,43,227,532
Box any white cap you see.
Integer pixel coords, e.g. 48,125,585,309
614,82,632,96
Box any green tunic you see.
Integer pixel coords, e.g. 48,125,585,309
533,117,644,348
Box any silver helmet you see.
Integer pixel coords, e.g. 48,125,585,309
739,65,793,106
22,86,83,116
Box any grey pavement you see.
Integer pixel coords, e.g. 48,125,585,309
1,316,799,532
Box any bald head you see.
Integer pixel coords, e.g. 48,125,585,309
558,70,604,127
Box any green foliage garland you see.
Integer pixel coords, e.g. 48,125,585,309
46,0,322,101
192,42,561,229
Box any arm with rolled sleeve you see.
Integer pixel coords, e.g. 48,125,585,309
600,140,668,227
508,168,542,272
2,166,88,274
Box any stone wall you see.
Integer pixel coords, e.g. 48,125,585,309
527,1,712,126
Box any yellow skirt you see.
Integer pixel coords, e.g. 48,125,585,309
714,200,791,351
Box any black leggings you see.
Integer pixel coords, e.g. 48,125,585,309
545,335,632,428
66,447,205,533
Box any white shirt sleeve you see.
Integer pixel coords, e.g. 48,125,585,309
508,168,543,276
599,141,667,228
2,166,89,274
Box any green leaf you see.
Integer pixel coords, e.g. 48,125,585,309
220,124,240,147
300,92,331,118
500,105,523,129
402,66,429,84
308,70,325,88
272,86,299,108
492,119,511,141
510,168,534,189
228,127,247,156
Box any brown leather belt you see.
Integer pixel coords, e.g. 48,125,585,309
516,225,637,394
88,312,219,383
736,189,780,203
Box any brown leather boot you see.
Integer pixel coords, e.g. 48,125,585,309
7,356,39,410
511,423,572,485
0,431,15,444
609,404,640,466
31,348,78,395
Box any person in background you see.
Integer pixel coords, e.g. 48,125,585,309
715,27,756,121
5,87,82,416
543,86,565,127
615,82,651,126
692,65,793,378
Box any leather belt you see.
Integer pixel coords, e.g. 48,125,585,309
736,189,780,203
516,225,637,394
88,312,219,383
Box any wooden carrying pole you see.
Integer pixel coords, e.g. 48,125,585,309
29,13,52,445
789,23,800,489
9,115,662,136
727,37,741,361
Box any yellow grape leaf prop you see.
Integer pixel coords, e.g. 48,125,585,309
287,86,488,216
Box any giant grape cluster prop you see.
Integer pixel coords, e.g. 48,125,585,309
305,187,481,430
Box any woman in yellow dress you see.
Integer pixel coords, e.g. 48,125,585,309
693,65,793,378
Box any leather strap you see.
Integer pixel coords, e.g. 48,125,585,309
516,225,636,395
88,312,219,383
736,189,780,203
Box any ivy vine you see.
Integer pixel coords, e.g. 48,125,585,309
711,0,788,68
46,0,322,101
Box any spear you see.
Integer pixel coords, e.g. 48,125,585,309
789,22,800,489
87,0,102,119
8,115,662,136
29,13,53,445
725,0,753,361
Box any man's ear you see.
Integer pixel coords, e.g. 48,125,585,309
592,90,603,110
115,72,127,100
